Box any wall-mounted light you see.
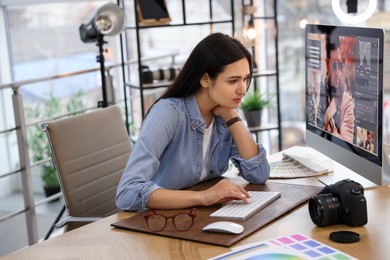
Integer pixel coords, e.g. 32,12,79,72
247,19,257,41
242,4,257,44
79,3,126,107
332,0,377,25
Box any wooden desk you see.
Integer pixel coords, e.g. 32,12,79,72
4,146,389,259
3,185,390,259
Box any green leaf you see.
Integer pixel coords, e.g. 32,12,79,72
240,90,271,111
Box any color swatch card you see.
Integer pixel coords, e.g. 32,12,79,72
270,153,330,179
210,233,357,260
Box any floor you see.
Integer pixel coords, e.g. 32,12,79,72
0,192,65,257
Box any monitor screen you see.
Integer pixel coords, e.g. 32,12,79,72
305,24,385,185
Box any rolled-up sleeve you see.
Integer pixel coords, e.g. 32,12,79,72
230,143,270,184
116,181,161,212
115,102,178,211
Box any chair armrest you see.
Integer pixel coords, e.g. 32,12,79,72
54,216,102,229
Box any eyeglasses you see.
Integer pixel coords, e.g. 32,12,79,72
331,60,343,71
144,208,196,232
325,59,343,71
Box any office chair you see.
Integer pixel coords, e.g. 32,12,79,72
41,105,131,231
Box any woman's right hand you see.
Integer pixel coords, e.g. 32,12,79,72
201,179,250,206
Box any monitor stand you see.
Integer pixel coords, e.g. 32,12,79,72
320,143,390,188
285,146,378,189
315,148,379,189
318,144,390,189
316,147,382,189
273,146,383,189
318,173,378,189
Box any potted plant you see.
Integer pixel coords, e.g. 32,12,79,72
240,90,271,127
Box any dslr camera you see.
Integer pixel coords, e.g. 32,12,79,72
308,179,367,227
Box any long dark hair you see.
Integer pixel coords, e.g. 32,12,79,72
152,32,253,106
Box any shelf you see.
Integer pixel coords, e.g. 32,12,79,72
121,0,281,151
252,70,277,78
126,81,171,89
127,19,234,30
123,0,236,121
253,16,275,20
248,123,279,132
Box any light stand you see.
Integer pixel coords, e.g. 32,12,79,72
79,3,126,107
96,35,109,107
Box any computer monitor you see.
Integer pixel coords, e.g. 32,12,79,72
305,24,390,186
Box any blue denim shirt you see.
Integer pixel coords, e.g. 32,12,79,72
115,95,270,211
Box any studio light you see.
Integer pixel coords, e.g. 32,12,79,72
79,3,126,108
79,3,125,43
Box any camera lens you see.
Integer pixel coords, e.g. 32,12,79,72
141,66,153,84
308,193,341,227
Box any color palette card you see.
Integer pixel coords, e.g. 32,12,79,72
270,153,329,179
210,233,357,260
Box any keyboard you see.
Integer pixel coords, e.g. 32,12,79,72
210,191,281,221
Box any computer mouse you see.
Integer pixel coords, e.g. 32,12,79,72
202,221,244,234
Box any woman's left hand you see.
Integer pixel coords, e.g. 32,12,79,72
212,106,238,122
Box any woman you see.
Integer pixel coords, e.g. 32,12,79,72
323,36,354,143
116,33,270,212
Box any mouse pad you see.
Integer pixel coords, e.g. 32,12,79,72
111,181,322,247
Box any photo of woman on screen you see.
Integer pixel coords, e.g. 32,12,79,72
323,34,355,143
